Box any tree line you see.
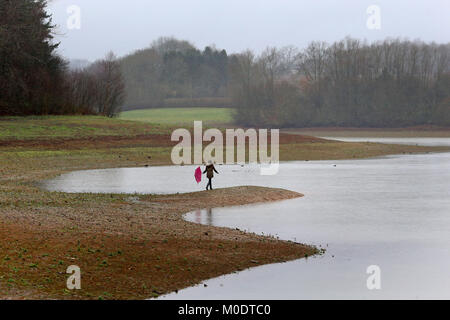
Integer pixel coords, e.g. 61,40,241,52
121,37,449,127
0,0,125,117
120,37,229,109
1,1,448,127
230,38,450,127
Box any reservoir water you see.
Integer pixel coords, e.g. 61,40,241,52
41,138,450,299
320,137,450,147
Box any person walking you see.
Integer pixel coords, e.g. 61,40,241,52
203,161,219,190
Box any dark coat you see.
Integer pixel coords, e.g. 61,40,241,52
203,164,218,179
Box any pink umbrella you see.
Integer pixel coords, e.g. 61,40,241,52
194,166,202,184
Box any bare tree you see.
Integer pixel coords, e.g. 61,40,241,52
89,52,126,117
229,38,450,127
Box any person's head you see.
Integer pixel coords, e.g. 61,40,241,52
207,160,213,166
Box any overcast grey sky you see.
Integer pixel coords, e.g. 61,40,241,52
48,0,450,61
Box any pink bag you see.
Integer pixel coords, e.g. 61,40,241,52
194,166,202,184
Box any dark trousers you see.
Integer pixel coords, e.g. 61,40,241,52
206,178,213,190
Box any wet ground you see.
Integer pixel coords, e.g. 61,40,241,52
42,138,450,299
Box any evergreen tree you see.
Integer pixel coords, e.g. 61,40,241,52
0,0,66,115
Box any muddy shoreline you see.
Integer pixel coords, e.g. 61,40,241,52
1,117,449,299
0,175,315,299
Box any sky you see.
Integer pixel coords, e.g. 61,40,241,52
48,0,450,61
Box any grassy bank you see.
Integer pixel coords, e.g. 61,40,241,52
119,107,234,126
0,115,173,140
1,115,449,299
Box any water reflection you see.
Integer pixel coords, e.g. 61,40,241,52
194,208,214,225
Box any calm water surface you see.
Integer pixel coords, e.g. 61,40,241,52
41,138,450,299
321,137,450,147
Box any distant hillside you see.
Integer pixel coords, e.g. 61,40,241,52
119,37,230,109
118,37,450,128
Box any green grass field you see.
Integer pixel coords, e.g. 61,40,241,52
0,108,234,141
0,115,175,140
119,107,234,126
0,108,233,141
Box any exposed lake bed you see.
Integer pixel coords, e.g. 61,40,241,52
6,117,448,299
41,137,450,299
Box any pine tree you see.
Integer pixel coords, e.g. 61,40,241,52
0,0,66,115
